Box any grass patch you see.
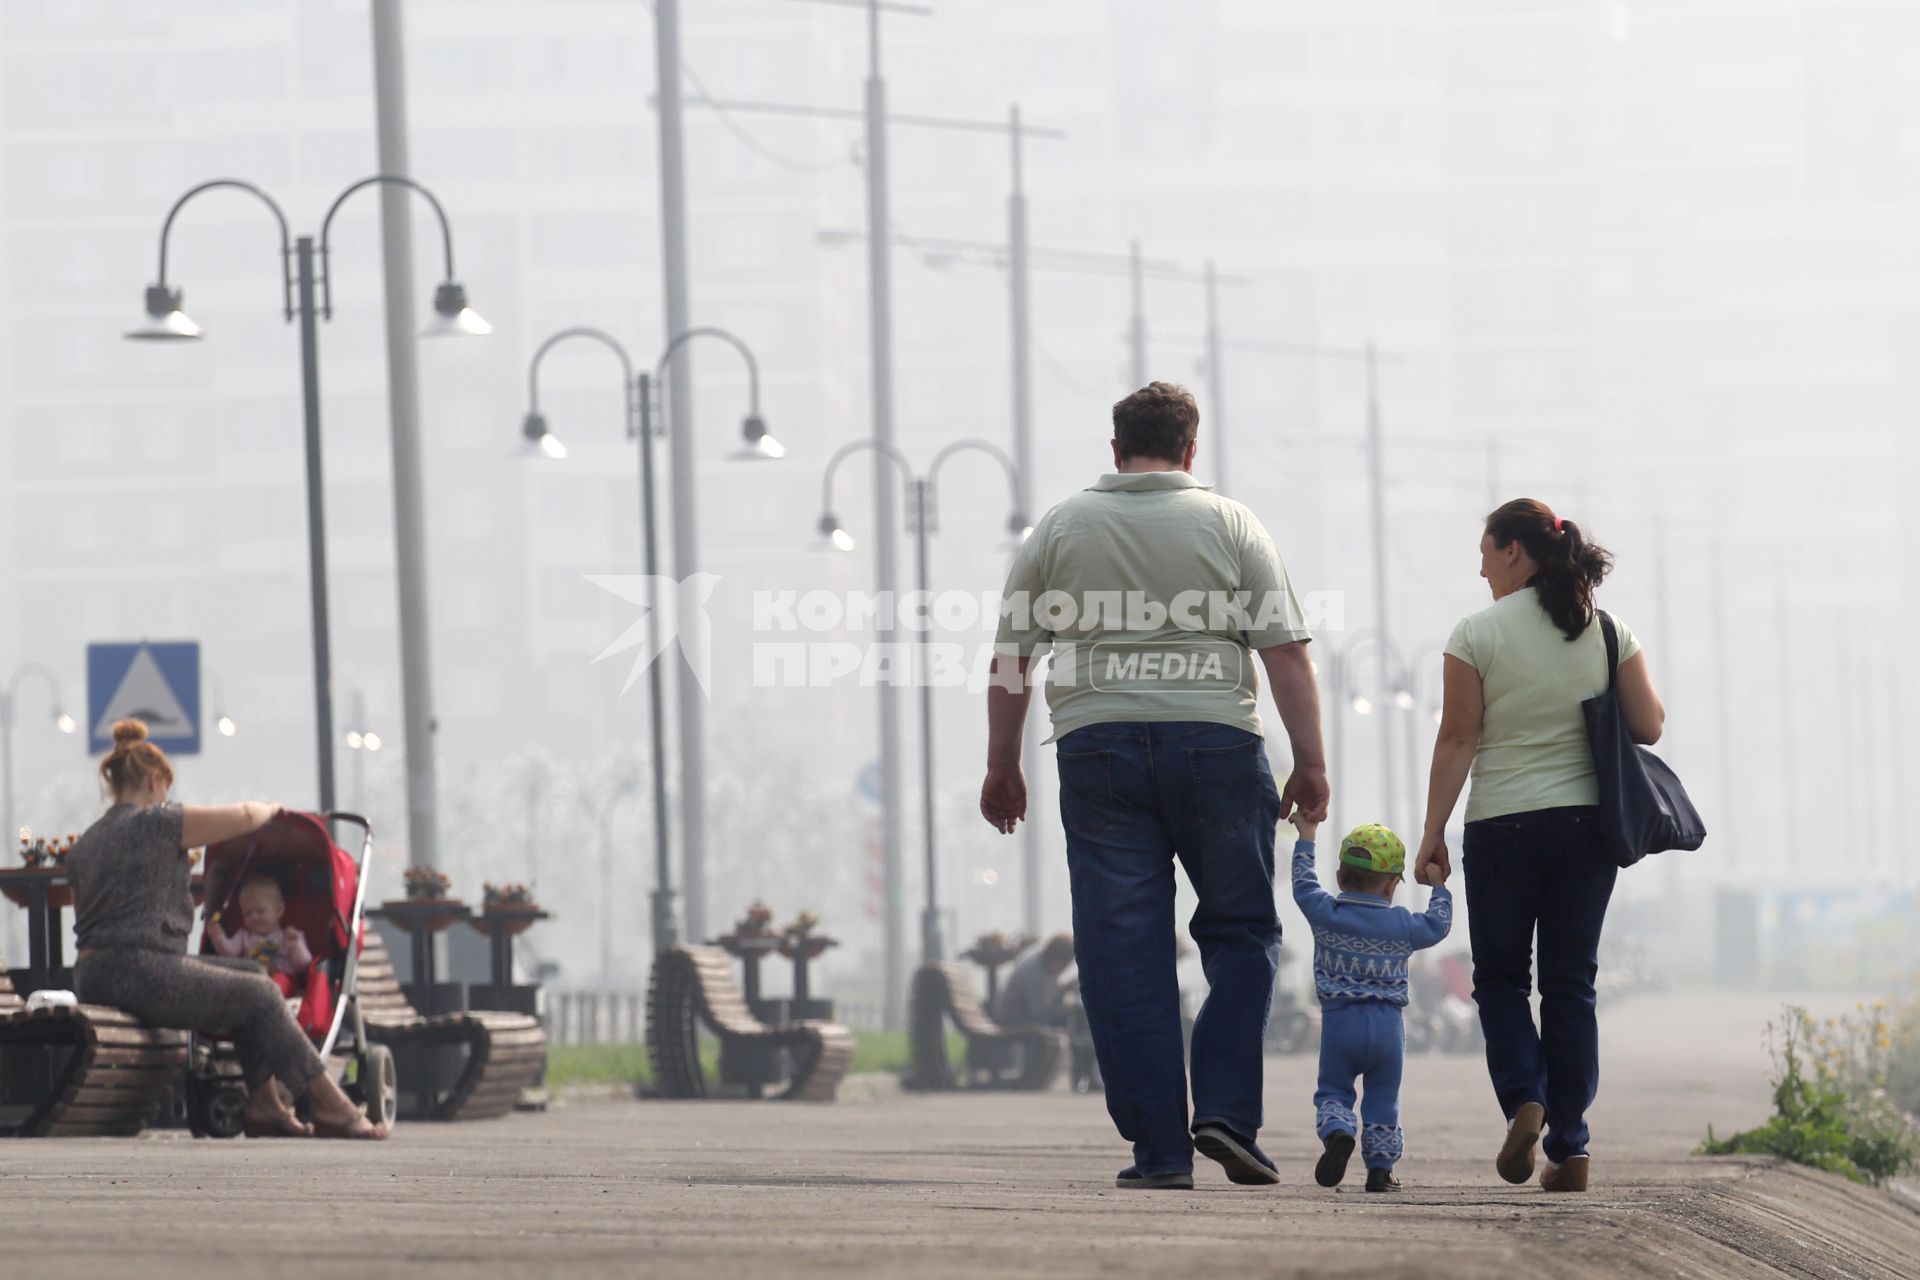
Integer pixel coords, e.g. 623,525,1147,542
1700,1003,1919,1186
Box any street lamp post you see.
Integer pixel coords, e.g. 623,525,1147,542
343,688,382,817
126,175,490,812
204,669,238,740
521,325,781,954
818,439,1027,968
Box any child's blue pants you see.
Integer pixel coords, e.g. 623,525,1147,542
1314,1000,1405,1171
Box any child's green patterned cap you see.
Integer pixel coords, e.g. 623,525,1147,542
1338,823,1406,878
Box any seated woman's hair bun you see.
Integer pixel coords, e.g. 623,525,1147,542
111,719,149,746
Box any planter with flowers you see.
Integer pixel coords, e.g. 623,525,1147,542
478,881,546,937
380,866,467,933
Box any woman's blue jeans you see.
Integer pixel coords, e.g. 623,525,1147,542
1463,805,1617,1164
1056,721,1283,1177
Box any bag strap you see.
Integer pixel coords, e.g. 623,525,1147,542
1597,610,1620,691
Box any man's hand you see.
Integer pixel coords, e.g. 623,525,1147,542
1278,764,1329,824
1413,831,1452,886
980,766,1027,834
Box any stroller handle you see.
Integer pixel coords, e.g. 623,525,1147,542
324,811,372,837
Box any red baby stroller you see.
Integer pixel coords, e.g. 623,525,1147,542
183,810,396,1137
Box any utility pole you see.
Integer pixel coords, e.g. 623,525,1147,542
1362,341,1399,836
1128,240,1148,386
1774,578,1794,879
369,0,438,863
1709,543,1735,871
651,0,708,942
1006,104,1044,939
862,0,909,1027
1204,259,1227,497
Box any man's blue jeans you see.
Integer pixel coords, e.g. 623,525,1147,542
1057,721,1282,1176
1463,805,1617,1165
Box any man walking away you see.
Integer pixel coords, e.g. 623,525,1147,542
980,382,1330,1190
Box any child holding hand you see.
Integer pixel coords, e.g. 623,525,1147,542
1291,817,1452,1192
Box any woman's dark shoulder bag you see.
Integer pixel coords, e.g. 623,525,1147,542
1582,611,1707,868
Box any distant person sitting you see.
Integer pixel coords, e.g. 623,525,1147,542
992,934,1076,1029
208,876,312,997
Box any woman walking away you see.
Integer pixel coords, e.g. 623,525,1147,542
1412,501,1666,1193
70,719,387,1139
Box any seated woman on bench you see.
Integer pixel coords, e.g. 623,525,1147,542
67,719,386,1140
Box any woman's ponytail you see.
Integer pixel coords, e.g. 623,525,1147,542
1485,499,1614,641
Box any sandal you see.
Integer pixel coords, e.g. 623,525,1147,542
311,1112,389,1141
242,1112,313,1139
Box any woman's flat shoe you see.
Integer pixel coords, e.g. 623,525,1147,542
1496,1102,1545,1184
1541,1155,1590,1192
242,1114,312,1139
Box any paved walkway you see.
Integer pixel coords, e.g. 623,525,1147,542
3,993,1916,1279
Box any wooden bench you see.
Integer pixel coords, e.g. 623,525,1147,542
905,963,1065,1092
645,945,854,1102
0,968,188,1137
354,933,547,1121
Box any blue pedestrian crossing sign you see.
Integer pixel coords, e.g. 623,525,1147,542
87,642,200,756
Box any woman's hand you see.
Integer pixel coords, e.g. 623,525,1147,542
980,766,1027,834
1413,831,1452,886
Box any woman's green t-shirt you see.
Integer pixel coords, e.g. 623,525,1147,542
1444,587,1640,824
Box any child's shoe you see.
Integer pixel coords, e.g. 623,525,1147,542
1313,1131,1355,1187
1540,1154,1589,1193
1364,1167,1401,1193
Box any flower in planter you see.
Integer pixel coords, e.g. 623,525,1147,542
483,881,538,910
734,900,775,937
403,866,453,900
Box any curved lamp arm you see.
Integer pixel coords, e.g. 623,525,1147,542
654,326,763,418
4,662,64,707
526,326,636,417
152,179,294,320
925,438,1026,529
318,174,460,320
818,437,916,530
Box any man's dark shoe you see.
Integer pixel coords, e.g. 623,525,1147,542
1115,1166,1194,1190
1365,1167,1402,1193
1193,1124,1280,1186
1314,1132,1355,1188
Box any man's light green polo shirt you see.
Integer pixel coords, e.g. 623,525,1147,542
995,470,1311,742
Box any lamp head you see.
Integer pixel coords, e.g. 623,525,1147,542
1394,688,1416,712
422,282,492,337
1010,513,1034,542
522,411,567,460
1350,693,1374,716
216,714,237,738
732,413,785,461
54,711,76,735
125,284,202,341
819,512,855,552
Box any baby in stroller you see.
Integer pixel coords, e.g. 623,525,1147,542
207,876,312,998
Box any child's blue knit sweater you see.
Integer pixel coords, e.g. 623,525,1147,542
1291,839,1452,1008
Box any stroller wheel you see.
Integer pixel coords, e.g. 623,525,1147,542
354,1044,399,1129
185,1075,248,1140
